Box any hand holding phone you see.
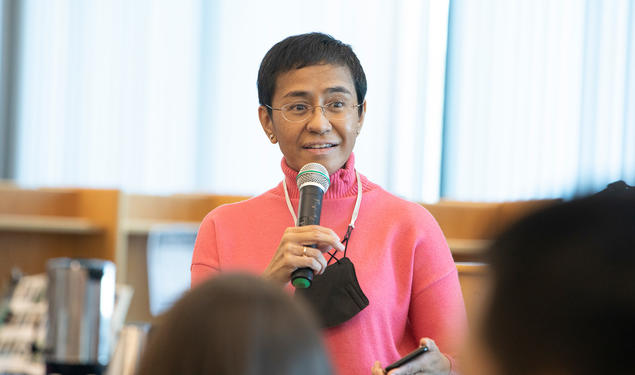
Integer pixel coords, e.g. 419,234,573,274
384,345,429,373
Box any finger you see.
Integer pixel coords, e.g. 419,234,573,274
286,226,345,252
371,361,385,375
389,343,433,375
388,359,423,375
419,337,437,351
316,252,328,274
298,246,328,274
286,225,336,236
295,253,324,274
305,229,345,252
413,338,450,374
316,241,345,253
310,248,329,274
281,245,321,273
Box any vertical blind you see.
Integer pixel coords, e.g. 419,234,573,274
15,0,202,193
14,0,449,201
442,0,635,201
176,0,450,200
9,0,634,201
0,1,6,178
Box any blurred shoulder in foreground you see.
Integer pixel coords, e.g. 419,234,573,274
471,184,635,375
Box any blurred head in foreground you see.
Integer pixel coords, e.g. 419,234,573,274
137,273,332,375
473,191,635,375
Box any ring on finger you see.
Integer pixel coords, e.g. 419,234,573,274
303,246,307,256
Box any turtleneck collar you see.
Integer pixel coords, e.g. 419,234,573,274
280,153,374,199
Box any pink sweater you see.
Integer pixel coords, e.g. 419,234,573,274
191,154,466,375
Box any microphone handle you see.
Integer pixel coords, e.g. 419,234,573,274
291,185,324,288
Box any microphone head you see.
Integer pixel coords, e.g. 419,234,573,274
296,163,330,193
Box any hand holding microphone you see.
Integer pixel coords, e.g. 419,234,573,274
262,163,344,286
291,163,331,288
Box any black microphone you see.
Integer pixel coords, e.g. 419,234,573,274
291,162,330,288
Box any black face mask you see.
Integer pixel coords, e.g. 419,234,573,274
295,227,369,328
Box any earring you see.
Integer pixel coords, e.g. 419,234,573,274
269,134,276,142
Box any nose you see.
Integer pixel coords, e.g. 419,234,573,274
306,106,331,134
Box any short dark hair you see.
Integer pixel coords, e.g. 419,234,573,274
137,273,332,375
484,193,635,375
257,32,367,115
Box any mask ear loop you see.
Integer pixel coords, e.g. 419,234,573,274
326,171,361,266
326,224,353,265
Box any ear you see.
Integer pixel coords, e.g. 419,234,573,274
258,105,277,143
355,100,367,135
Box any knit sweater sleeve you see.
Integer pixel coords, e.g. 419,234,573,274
408,209,468,360
190,211,220,287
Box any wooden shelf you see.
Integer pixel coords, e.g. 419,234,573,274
0,188,555,324
0,188,120,290
122,219,200,235
456,261,488,273
447,238,491,255
0,214,102,234
456,262,489,325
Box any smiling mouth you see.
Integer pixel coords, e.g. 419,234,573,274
303,143,338,149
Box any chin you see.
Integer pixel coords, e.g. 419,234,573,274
323,160,347,176
293,155,347,175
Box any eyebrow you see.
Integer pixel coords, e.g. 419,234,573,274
282,90,311,99
324,86,353,95
281,86,353,99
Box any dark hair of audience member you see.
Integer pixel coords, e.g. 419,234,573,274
483,191,635,375
137,273,333,375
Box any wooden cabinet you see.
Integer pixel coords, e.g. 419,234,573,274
119,193,248,322
423,199,559,261
456,262,489,326
1,186,555,323
0,187,121,288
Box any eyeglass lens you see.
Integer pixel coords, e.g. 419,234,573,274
281,102,358,122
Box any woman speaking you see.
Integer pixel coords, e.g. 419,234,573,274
191,32,466,375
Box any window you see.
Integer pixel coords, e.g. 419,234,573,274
9,0,635,201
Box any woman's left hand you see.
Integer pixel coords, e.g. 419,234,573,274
371,338,451,375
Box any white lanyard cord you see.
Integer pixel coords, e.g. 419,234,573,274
283,170,363,228
282,178,297,225
349,170,363,228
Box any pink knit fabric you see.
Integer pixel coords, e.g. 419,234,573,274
191,154,467,375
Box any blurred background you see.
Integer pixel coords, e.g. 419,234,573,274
1,0,633,203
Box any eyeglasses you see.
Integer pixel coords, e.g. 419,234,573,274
265,101,362,123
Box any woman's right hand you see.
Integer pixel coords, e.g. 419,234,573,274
262,225,345,284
